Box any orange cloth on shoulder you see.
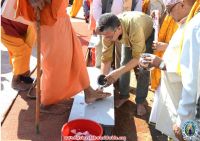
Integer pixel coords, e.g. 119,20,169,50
70,0,83,17
150,15,178,90
15,0,64,25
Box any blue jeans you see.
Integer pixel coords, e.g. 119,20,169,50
119,31,154,104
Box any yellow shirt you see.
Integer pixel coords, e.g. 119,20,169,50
101,11,153,62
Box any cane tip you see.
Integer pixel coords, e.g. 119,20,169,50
36,124,40,134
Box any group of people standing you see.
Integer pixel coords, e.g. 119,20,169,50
86,0,200,140
1,0,200,141
83,0,165,116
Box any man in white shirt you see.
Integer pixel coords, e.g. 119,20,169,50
139,0,200,140
196,55,200,120
93,0,123,21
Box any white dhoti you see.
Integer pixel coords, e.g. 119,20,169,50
149,24,185,140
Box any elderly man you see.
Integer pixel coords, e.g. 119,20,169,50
13,0,111,107
140,0,200,140
96,11,154,115
142,0,165,15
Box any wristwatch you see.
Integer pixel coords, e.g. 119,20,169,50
159,60,165,70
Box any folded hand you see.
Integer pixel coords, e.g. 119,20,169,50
173,124,185,141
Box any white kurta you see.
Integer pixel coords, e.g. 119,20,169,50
93,0,142,23
154,24,185,140
149,23,184,125
153,12,200,140
198,54,200,114
176,12,200,126
93,0,124,22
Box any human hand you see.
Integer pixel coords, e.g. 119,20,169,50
173,124,185,141
150,10,161,19
152,41,168,52
28,0,51,10
104,70,120,87
139,53,163,69
151,10,156,19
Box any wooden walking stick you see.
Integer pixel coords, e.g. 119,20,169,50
35,7,41,134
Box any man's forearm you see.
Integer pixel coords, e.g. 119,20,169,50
101,61,112,75
117,58,139,75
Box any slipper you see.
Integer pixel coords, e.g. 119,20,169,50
26,80,36,99
20,75,34,84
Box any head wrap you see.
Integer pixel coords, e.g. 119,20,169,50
163,0,183,6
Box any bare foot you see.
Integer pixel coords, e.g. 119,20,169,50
137,104,147,116
84,86,111,104
115,98,129,108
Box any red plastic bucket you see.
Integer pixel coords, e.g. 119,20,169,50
61,119,103,141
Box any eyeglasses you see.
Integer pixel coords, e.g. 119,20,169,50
165,2,180,15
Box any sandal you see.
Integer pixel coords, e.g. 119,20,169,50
26,82,36,99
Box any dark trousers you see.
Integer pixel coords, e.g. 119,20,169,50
119,31,154,104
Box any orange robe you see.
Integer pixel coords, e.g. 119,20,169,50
142,0,150,14
16,0,90,105
15,0,64,26
150,15,178,90
70,0,83,17
88,0,96,31
1,25,36,75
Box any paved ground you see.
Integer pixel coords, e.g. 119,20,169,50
1,45,18,123
1,6,167,141
0,43,37,123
